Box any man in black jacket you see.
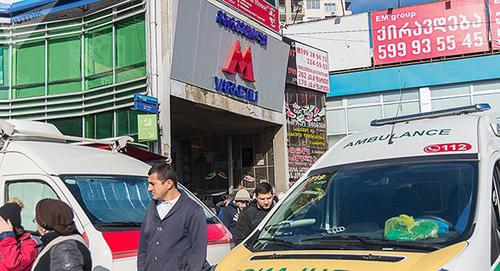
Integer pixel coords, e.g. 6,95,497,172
138,162,207,271
234,182,275,244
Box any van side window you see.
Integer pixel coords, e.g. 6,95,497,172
6,181,59,232
492,164,500,264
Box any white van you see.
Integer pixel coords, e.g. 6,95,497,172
215,104,500,271
0,120,231,271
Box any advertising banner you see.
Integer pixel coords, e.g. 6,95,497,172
138,115,158,142
283,37,330,93
490,0,500,49
222,0,280,33
371,0,489,65
285,87,327,185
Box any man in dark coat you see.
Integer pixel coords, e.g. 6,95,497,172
234,182,275,244
138,162,207,271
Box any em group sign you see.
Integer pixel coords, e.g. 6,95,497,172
371,0,489,65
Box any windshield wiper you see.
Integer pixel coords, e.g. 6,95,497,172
95,222,142,227
252,237,297,249
301,235,370,245
301,235,441,252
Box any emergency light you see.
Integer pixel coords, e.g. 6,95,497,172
371,103,491,127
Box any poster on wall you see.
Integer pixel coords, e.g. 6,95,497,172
285,88,327,185
283,37,330,93
371,0,489,65
222,0,280,33
490,0,500,49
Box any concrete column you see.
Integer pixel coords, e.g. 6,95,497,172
285,0,293,25
155,0,174,159
273,124,289,193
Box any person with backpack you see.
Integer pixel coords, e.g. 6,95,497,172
31,199,92,271
0,198,38,271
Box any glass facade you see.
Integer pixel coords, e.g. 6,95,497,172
327,79,500,148
0,0,147,139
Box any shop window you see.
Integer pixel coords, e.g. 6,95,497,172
85,26,113,90
383,101,420,118
115,16,146,83
13,41,45,99
347,94,380,106
95,111,114,139
473,80,500,93
242,147,254,168
431,84,470,98
47,117,83,137
326,109,346,134
383,89,419,102
347,105,382,132
48,36,81,95
432,96,471,111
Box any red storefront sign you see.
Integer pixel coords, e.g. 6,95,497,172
223,0,280,33
371,0,489,65
490,0,500,49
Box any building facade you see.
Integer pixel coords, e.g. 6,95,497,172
279,0,350,24
0,0,291,195
284,0,500,150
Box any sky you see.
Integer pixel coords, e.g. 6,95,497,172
349,0,438,13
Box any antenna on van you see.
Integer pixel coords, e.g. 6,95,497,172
388,69,406,145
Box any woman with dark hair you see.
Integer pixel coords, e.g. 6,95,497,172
31,199,92,271
0,198,38,271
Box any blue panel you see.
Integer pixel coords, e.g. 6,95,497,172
329,55,500,97
134,101,159,114
134,93,158,105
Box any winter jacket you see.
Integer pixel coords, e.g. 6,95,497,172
32,231,91,271
234,200,273,244
219,202,239,235
137,192,208,271
0,232,38,271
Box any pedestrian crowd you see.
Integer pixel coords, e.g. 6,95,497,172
0,160,278,271
0,197,91,271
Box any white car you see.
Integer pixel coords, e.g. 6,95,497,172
0,120,232,271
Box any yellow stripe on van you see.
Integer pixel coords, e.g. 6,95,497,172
216,242,467,271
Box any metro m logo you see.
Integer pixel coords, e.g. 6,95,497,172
222,40,255,82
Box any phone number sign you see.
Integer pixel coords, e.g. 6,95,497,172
371,0,489,65
295,42,330,93
490,0,500,49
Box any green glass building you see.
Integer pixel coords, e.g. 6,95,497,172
0,0,147,140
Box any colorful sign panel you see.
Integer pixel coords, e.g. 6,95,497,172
285,88,327,185
138,114,158,142
371,0,489,65
222,0,280,33
490,0,500,49
283,37,330,93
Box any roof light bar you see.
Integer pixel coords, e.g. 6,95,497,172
371,103,491,127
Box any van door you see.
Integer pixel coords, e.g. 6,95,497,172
3,176,61,234
491,163,500,267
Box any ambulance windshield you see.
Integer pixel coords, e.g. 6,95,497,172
250,159,477,252
61,175,217,230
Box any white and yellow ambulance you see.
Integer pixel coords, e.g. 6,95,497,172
215,104,500,271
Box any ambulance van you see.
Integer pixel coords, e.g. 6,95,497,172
0,120,232,271
214,104,500,271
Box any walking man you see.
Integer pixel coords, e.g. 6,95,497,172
234,182,275,244
138,162,207,271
